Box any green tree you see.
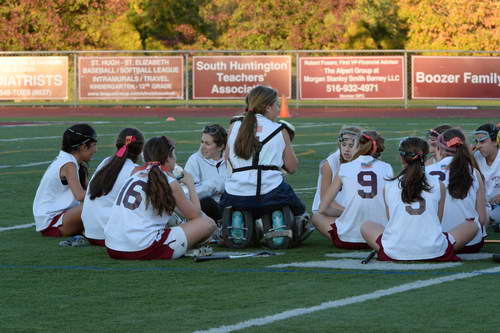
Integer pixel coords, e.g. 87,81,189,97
200,0,356,50
127,0,212,50
399,0,500,50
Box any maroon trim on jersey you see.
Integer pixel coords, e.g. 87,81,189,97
86,237,105,247
106,228,174,260
328,222,371,250
40,212,64,237
456,238,484,254
376,232,461,262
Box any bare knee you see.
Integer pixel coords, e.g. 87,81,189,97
361,221,383,250
205,216,217,233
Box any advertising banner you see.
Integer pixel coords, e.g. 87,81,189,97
79,56,183,99
412,56,500,99
299,56,404,100
0,56,68,100
192,56,291,99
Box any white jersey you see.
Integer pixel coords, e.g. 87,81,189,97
184,150,227,202
312,150,348,211
105,170,176,252
335,155,393,242
474,150,500,202
426,156,483,245
81,157,137,240
33,151,80,231
225,114,285,196
382,176,449,260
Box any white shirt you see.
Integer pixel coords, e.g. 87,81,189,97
426,156,483,245
105,170,176,252
81,157,137,240
312,150,349,212
382,176,449,260
335,155,394,242
225,114,285,196
474,150,500,202
33,151,80,231
184,150,227,202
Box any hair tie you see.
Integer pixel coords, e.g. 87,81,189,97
411,152,424,161
145,161,160,167
446,137,463,148
115,136,137,158
363,134,377,155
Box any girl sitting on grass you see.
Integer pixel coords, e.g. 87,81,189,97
315,131,393,249
33,124,97,237
82,128,144,246
104,136,215,260
426,128,487,253
361,137,478,261
311,126,362,228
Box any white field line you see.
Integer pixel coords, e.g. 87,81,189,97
0,129,200,143
194,266,500,333
269,259,461,271
0,223,34,232
0,161,54,169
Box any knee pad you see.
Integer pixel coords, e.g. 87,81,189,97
221,207,256,249
262,206,294,249
262,208,313,249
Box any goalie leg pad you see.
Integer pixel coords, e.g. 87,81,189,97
261,206,294,249
221,206,255,249
292,212,314,246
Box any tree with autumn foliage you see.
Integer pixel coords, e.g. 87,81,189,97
0,0,497,51
0,0,129,51
399,0,500,51
342,0,408,49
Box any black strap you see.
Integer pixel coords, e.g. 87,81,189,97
232,124,285,199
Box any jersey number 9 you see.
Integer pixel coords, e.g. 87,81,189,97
357,171,377,199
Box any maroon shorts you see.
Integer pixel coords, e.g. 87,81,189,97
456,238,484,254
328,223,370,250
106,228,174,260
40,212,64,237
376,232,461,262
86,237,105,247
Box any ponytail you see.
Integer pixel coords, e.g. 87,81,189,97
145,163,176,216
390,137,431,204
89,128,144,200
78,161,89,190
234,85,278,160
352,131,385,160
439,129,474,199
142,136,176,216
234,110,259,159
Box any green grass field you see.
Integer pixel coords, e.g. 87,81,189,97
1,116,499,332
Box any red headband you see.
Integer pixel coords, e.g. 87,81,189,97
363,134,377,155
115,136,137,158
446,137,463,148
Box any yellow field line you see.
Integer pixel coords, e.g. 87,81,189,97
296,149,316,157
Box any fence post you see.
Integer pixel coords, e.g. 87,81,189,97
73,53,78,109
404,50,409,110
